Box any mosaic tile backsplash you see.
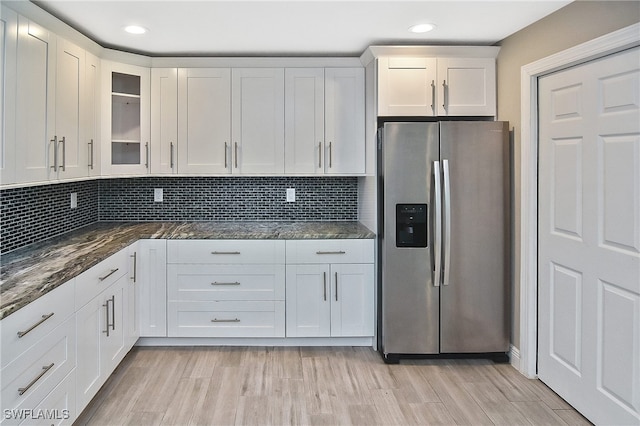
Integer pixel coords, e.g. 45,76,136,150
1,177,358,254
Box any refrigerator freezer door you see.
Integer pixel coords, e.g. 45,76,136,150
380,122,440,355
439,121,510,353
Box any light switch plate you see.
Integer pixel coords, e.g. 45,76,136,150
70,193,77,209
286,188,296,202
154,188,163,202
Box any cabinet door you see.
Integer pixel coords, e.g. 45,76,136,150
75,294,105,411
125,243,139,347
101,275,127,374
177,68,231,174
330,264,374,337
232,68,284,174
137,239,167,337
285,264,331,337
324,68,365,174
151,68,178,174
0,5,17,185
102,61,150,175
55,37,86,180
284,68,324,174
14,17,56,183
85,52,100,176
378,57,437,117
437,57,496,116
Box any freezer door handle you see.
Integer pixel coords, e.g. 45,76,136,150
443,159,452,286
433,161,442,287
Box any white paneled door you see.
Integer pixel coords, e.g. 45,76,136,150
538,47,640,425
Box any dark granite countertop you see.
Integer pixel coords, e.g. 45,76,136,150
0,221,375,319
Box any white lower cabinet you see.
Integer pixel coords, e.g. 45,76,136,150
75,273,128,412
167,240,286,338
24,370,76,425
136,240,167,337
285,263,374,338
285,240,375,338
0,315,76,426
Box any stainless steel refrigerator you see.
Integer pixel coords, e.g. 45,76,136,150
378,121,510,363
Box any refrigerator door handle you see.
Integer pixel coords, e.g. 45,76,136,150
433,161,442,287
443,159,452,286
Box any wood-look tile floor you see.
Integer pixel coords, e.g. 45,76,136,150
75,346,591,426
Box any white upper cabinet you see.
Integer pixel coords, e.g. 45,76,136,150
324,68,365,174
85,52,101,177
377,57,437,116
284,68,325,174
177,68,231,174
436,57,496,116
0,5,17,185
284,67,365,175
102,61,150,175
377,53,497,117
151,68,178,174
232,68,285,174
14,16,56,183
54,37,86,180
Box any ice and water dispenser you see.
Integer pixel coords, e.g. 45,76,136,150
396,204,427,248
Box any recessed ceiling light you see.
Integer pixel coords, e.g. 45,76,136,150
408,23,436,34
124,25,148,35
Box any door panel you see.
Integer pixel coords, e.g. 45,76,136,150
538,47,640,425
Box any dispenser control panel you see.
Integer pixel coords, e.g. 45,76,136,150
396,204,428,248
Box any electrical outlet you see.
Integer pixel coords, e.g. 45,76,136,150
286,188,296,202
70,193,77,209
154,188,163,202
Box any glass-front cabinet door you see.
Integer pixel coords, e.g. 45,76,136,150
102,61,150,175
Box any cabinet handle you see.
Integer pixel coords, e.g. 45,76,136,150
170,142,175,169
59,136,66,171
329,141,333,168
17,313,55,338
224,142,228,169
145,142,150,168
98,268,119,281
88,139,94,170
234,142,238,169
323,272,327,301
103,298,111,337
18,363,54,396
131,252,137,283
110,295,116,331
319,141,322,169
316,251,346,255
335,272,338,301
211,281,241,286
442,80,447,111
211,251,241,255
211,318,240,323
431,80,436,114
50,136,58,172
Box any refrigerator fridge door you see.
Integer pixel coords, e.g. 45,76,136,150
379,122,440,355
439,121,510,353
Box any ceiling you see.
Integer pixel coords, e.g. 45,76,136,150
32,0,572,57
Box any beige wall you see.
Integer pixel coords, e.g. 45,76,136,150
496,0,640,348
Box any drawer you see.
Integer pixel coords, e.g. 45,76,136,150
1,316,76,422
21,369,76,425
285,239,374,264
168,264,285,301
168,300,285,338
167,240,285,264
75,248,129,309
1,281,74,369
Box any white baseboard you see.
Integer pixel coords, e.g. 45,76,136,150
135,336,375,347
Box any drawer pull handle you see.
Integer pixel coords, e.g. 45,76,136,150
17,313,55,338
316,251,346,255
211,318,240,323
211,251,241,255
211,282,241,286
99,268,119,281
18,363,54,396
